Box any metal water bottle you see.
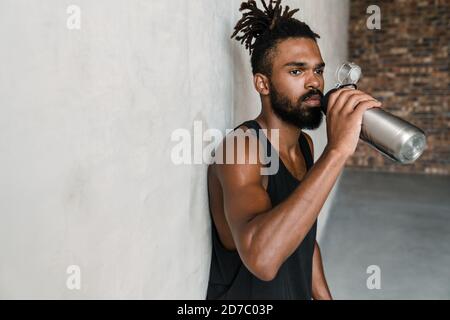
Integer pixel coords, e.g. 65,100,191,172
322,62,427,164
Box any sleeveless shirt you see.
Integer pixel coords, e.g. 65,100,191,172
206,120,317,300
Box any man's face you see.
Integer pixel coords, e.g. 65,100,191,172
268,37,325,130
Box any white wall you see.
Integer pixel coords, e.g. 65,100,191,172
0,0,348,299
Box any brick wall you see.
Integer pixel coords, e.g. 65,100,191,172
347,0,449,175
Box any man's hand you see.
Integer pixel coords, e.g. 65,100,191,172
325,88,382,158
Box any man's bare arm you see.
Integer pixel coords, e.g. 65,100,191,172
312,241,332,300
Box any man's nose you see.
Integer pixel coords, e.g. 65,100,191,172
304,71,321,90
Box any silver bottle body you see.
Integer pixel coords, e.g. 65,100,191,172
360,108,427,164
328,62,427,164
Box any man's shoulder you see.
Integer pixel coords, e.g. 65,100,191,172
211,125,265,183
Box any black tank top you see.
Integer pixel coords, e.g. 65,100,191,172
206,120,317,300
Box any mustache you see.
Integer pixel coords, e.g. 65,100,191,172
300,89,324,102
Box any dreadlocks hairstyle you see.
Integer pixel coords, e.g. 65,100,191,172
231,0,320,76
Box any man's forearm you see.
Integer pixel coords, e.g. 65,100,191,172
312,241,332,300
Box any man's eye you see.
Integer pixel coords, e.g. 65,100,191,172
290,70,302,76
315,69,324,75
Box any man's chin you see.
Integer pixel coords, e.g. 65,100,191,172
282,116,323,130
301,103,322,110
271,103,324,130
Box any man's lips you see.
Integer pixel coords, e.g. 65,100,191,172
303,95,321,106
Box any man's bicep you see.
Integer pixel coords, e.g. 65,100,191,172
217,162,272,252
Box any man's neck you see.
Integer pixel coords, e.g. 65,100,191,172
255,109,302,156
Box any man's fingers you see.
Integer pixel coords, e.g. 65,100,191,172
327,88,356,113
351,100,382,121
331,89,365,114
341,97,381,115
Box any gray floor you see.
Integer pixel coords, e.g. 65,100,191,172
320,169,450,300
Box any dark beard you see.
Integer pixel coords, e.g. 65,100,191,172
269,83,324,130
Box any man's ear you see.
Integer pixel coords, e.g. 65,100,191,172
253,73,270,96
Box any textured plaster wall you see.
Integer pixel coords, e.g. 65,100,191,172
0,0,348,298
